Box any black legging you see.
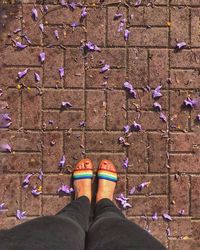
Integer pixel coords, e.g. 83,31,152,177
0,196,166,250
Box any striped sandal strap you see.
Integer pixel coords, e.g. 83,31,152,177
73,169,93,180
97,169,118,183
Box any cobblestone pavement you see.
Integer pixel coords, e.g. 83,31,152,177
0,1,200,249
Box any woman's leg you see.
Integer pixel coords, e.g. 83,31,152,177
0,158,94,250
86,198,167,250
86,159,166,250
0,196,90,250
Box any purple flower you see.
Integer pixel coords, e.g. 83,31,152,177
61,101,72,108
152,212,158,221
137,181,151,191
31,186,42,196
179,209,185,216
34,72,41,82
184,97,200,109
68,2,77,11
130,121,142,132
13,28,21,34
18,68,29,79
15,41,27,49
152,85,162,99
118,18,126,32
16,210,26,220
84,41,101,52
81,7,87,19
0,89,2,97
166,227,171,237
114,13,123,20
129,186,136,195
123,81,137,98
71,22,79,28
79,120,85,127
160,112,167,123
176,42,186,50
59,155,66,168
39,52,45,63
38,169,44,181
54,30,59,40
58,184,74,195
123,158,129,169
116,193,132,209
135,0,142,7
32,8,38,21
197,114,200,122
0,203,6,211
59,67,65,78
0,113,12,128
162,213,173,221
124,29,130,41
39,23,44,33
118,136,125,144
0,143,12,153
100,64,110,73
22,174,32,188
153,102,162,111
124,125,130,133
24,35,32,44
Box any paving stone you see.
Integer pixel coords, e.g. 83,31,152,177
106,90,126,130
0,174,20,216
170,7,190,47
191,176,200,217
86,90,105,130
127,133,148,173
170,175,190,215
169,217,192,237
128,27,168,47
170,49,200,68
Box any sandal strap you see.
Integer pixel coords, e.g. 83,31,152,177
97,169,118,182
73,169,93,179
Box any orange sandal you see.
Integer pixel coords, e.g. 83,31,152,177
73,159,94,180
97,160,118,183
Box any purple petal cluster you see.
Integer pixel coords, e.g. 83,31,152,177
0,113,12,128
152,85,162,99
58,184,74,195
84,41,101,52
59,155,66,168
16,210,26,220
123,81,137,98
22,174,32,188
116,194,132,209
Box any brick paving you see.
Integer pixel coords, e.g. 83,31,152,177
0,1,200,249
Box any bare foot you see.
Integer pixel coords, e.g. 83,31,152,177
73,159,93,202
96,160,117,203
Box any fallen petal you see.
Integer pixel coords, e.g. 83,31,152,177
124,29,130,41
59,155,66,168
34,72,41,82
0,113,12,128
15,41,27,49
153,102,162,111
59,67,65,78
0,143,12,153
39,23,44,33
16,210,26,220
61,101,72,109
54,30,59,40
176,41,186,50
100,64,110,73
130,121,142,132
114,13,123,20
32,8,38,21
123,158,129,169
39,52,45,63
160,112,167,123
152,212,158,221
162,213,173,221
18,68,29,79
152,85,162,99
22,174,32,188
